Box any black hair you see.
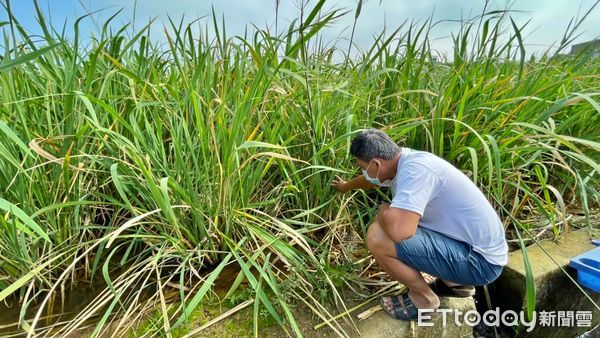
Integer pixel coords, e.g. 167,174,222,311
349,128,401,161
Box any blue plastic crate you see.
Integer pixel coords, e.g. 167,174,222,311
569,239,600,293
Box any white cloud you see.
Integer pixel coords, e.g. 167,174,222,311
22,0,600,57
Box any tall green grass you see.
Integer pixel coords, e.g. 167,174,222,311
0,0,599,336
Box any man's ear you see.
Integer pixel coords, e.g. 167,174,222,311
373,159,382,170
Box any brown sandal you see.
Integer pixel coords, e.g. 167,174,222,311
379,294,420,320
428,279,475,297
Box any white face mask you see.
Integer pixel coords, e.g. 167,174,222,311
362,160,393,187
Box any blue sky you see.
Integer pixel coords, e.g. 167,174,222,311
1,0,598,58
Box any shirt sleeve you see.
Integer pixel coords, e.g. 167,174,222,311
390,163,440,216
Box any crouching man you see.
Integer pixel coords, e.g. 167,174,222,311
332,129,508,320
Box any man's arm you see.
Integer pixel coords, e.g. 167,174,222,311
377,203,420,243
332,175,378,193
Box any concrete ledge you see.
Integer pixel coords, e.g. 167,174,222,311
354,296,476,338
487,229,600,337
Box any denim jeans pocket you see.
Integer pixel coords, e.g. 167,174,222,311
477,258,503,284
465,244,476,261
466,249,500,285
484,263,504,284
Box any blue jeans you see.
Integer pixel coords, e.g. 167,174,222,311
395,226,503,286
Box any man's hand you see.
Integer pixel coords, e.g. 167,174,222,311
332,174,378,193
331,175,350,193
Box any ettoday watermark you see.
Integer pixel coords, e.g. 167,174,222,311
417,308,593,332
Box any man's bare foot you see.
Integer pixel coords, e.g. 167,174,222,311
381,290,440,313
